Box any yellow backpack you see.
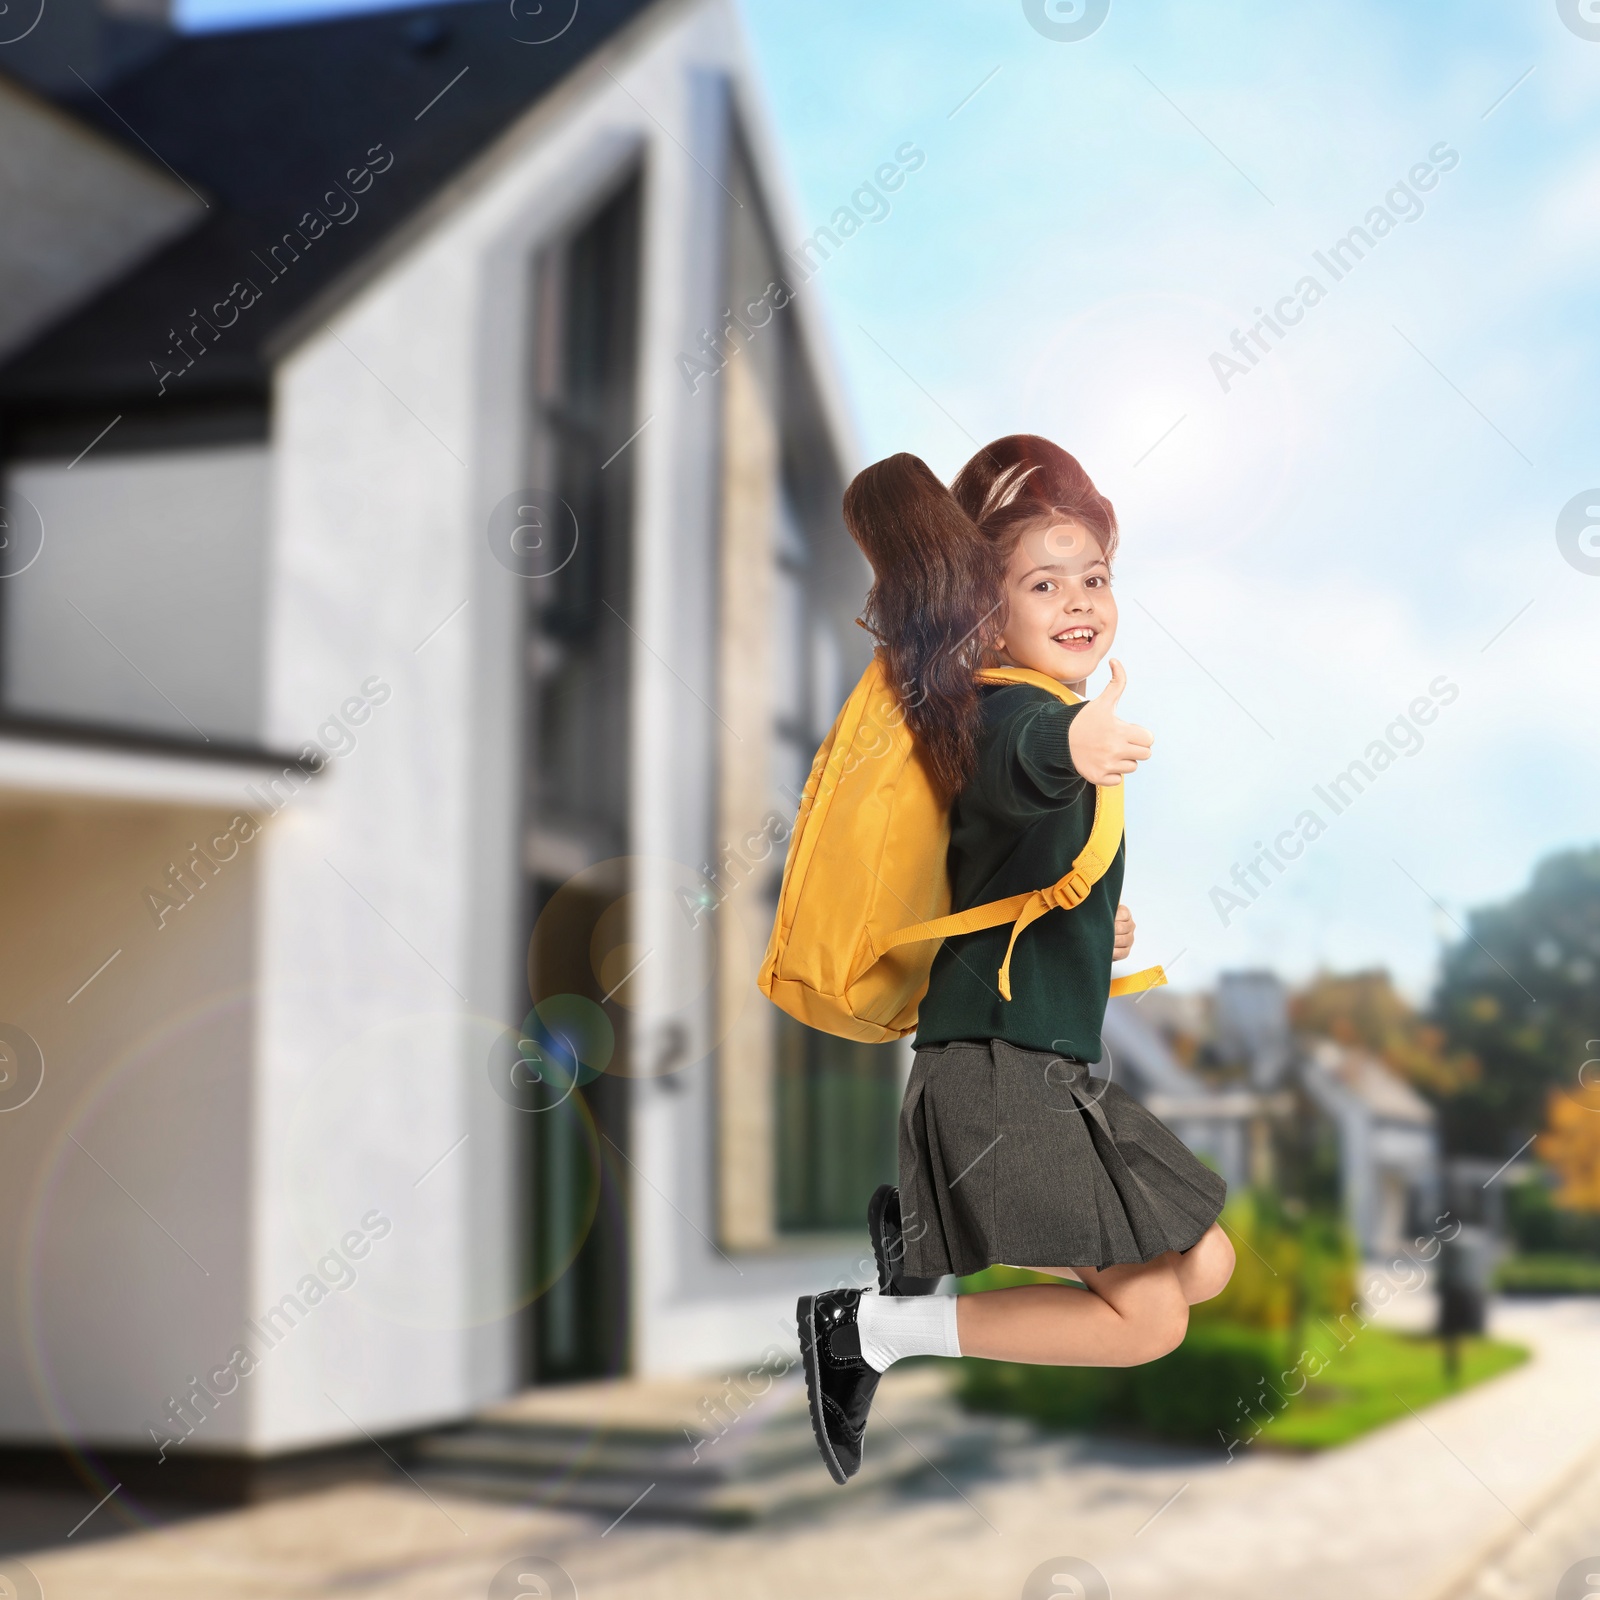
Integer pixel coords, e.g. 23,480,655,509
757,656,1166,1043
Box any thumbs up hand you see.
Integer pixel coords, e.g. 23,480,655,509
1067,660,1153,786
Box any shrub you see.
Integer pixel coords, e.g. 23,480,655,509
957,1354,1115,1432
1495,1253,1600,1294
1189,1190,1358,1335
1505,1178,1600,1257
1126,1323,1287,1439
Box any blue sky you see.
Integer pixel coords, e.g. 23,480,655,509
181,0,1600,1000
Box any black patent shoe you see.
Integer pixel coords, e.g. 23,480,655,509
797,1289,880,1484
868,1184,941,1297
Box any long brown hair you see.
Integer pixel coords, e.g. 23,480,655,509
843,453,998,796
843,438,1117,795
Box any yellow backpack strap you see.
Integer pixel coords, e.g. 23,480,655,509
879,666,1166,1001
991,781,1120,999
1109,965,1167,997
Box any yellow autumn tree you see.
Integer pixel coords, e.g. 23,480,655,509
1537,1085,1600,1211
1291,969,1478,1096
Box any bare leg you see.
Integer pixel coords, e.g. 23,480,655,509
956,1253,1189,1367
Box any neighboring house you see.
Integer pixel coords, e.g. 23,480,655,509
1101,996,1262,1193
1108,974,1440,1259
1301,1039,1440,1259
0,0,896,1481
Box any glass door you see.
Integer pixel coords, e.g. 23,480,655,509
520,175,641,1382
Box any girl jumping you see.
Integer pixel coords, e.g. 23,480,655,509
797,435,1236,1484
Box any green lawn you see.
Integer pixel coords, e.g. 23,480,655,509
1256,1328,1529,1450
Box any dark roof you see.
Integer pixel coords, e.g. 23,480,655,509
0,0,658,422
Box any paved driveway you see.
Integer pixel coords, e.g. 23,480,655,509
9,1297,1600,1600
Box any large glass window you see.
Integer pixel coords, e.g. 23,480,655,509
521,175,640,1381
775,1024,902,1232
1,444,268,744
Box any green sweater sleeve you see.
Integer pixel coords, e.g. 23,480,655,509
978,690,1089,820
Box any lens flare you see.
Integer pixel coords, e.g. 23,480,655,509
528,855,762,1082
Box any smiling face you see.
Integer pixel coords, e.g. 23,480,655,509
992,517,1117,686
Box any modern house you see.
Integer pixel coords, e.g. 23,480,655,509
0,2,1441,1519
0,0,902,1490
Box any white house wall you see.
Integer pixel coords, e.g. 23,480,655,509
251,0,866,1451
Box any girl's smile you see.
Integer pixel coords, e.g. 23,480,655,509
1053,624,1099,653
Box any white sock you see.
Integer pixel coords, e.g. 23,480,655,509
855,1290,962,1373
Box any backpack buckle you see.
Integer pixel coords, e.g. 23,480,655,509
1053,869,1092,908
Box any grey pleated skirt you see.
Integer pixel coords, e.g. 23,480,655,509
898,1038,1228,1279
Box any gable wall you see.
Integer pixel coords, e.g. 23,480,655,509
247,0,863,1445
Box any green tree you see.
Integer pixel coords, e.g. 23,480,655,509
1431,847,1600,1157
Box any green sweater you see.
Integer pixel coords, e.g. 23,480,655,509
912,682,1123,1061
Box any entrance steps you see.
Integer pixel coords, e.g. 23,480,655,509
407,1363,1018,1526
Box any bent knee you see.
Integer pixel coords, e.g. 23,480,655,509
1192,1260,1235,1305
1187,1227,1237,1304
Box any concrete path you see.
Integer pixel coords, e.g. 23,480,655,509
1446,1426,1600,1600
11,1296,1600,1600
